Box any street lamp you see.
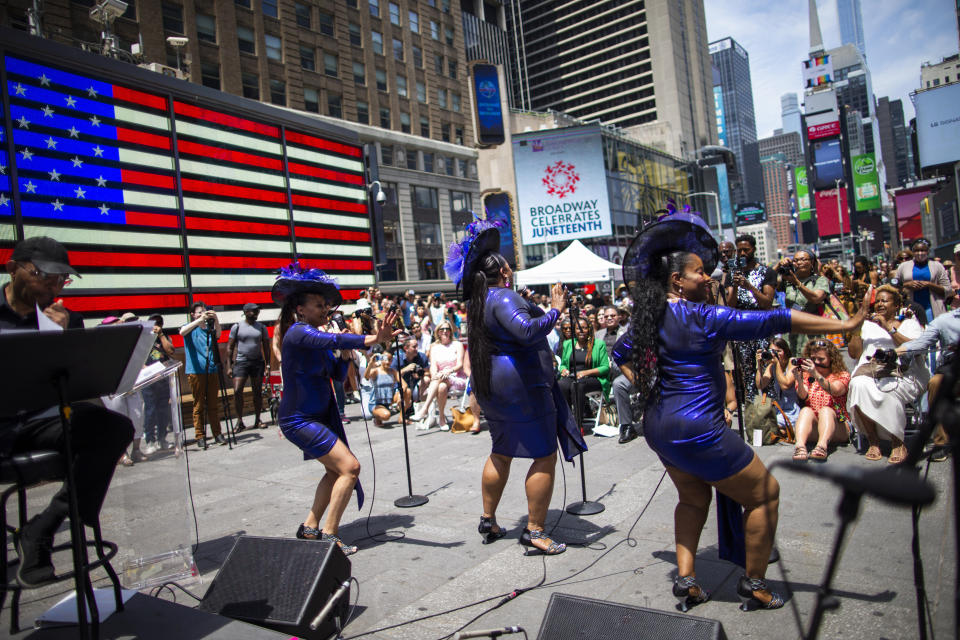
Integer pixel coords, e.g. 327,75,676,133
686,191,721,239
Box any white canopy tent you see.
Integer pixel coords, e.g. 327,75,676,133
515,240,621,286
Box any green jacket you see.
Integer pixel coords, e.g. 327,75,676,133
559,338,611,399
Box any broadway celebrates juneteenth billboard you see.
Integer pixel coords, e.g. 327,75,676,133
512,128,612,246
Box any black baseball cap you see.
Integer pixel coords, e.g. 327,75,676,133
243,302,260,312
11,236,81,277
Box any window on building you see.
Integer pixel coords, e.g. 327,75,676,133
409,10,419,33
415,220,441,244
324,52,338,77
295,2,311,27
448,60,457,79
430,20,439,39
263,0,278,18
357,101,369,124
375,68,387,91
420,115,429,137
396,74,407,97
238,28,258,55
241,72,259,98
369,0,380,17
304,87,319,112
412,45,422,67
393,37,404,61
265,34,282,61
300,46,315,70
400,112,411,133
345,0,357,7
372,30,383,55
441,0,450,13
406,150,418,170
437,88,447,108
200,61,220,89
444,26,454,44
415,222,442,279
380,107,391,128
451,190,471,214
269,78,285,105
161,2,183,33
416,80,427,103
444,156,455,175
353,61,365,84
410,185,440,209
389,2,401,25
318,11,334,36
422,152,433,172
441,122,450,142
196,14,216,43
235,0,251,8
934,78,941,86
381,144,394,166
434,53,443,74
457,158,467,175
451,92,460,112
455,126,463,145
328,92,342,118
349,23,362,46
426,0,435,6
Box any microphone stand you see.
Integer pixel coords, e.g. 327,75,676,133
392,332,428,508
564,297,604,516
718,273,746,440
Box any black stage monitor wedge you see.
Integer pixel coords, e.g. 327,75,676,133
198,536,351,640
536,593,728,640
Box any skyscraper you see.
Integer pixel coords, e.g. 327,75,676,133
837,0,867,59
507,0,716,158
781,93,804,139
710,36,762,206
877,97,913,188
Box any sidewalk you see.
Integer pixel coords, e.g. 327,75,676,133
5,400,955,639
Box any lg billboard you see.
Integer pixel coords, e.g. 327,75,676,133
915,82,960,168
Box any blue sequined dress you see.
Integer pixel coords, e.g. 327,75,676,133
279,323,367,507
615,300,791,481
479,288,587,460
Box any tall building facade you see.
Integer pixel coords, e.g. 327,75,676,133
758,131,804,167
507,0,716,158
828,44,879,156
876,97,912,188
459,0,516,108
710,36,762,206
760,154,797,254
780,92,803,139
837,0,866,59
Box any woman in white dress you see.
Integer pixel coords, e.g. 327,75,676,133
847,285,928,464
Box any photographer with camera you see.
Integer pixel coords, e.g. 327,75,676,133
180,301,226,447
847,285,926,464
726,235,777,401
754,339,801,430
391,337,430,411
776,250,830,356
364,349,401,427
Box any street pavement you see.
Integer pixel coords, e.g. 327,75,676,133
4,398,956,640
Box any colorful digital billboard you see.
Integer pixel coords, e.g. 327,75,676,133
851,152,881,211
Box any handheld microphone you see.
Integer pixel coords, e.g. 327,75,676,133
454,626,524,639
309,580,351,631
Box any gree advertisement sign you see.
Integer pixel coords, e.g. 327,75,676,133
794,167,813,221
512,129,612,245
852,153,881,211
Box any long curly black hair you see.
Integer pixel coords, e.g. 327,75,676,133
629,250,697,403
466,251,509,400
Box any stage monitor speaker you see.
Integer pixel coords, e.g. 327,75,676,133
536,593,727,640
198,536,351,640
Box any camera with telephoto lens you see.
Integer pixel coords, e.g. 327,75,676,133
870,348,899,367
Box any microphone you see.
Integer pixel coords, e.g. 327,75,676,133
781,460,935,506
453,626,525,639
309,580,351,631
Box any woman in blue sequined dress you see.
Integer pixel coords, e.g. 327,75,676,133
272,263,397,556
618,205,869,611
445,220,586,555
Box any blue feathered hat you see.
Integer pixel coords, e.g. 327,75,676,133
271,261,343,307
445,215,503,298
622,199,718,284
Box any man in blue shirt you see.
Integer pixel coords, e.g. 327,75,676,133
180,301,226,446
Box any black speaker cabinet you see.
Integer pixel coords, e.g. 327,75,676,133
536,593,727,640
198,536,351,640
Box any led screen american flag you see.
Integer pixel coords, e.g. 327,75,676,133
1,53,374,344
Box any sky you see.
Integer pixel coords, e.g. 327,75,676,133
703,0,959,139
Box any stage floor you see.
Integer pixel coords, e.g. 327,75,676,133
4,400,956,639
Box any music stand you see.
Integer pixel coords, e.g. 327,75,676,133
0,324,154,639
